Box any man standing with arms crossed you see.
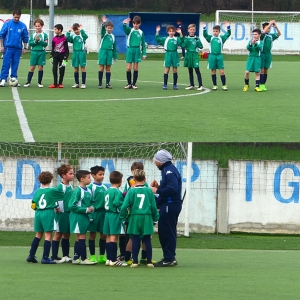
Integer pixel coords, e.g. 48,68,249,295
151,149,182,267
0,9,29,87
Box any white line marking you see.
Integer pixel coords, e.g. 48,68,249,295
11,87,35,142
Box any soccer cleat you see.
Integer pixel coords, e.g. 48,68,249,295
37,83,44,88
115,260,128,266
125,259,133,266
153,259,174,267
163,84,167,90
106,83,112,89
97,254,107,264
147,263,154,268
130,263,138,268
80,259,97,265
124,84,132,89
54,258,65,263
139,258,157,265
197,86,204,91
0,79,5,87
222,85,228,91
72,84,79,88
116,255,125,261
260,84,267,91
58,84,64,88
98,84,103,89
131,85,138,90
212,85,218,91
72,259,81,265
81,84,86,89
243,85,249,92
185,85,194,90
255,87,261,92
62,256,72,263
48,84,58,88
41,257,56,264
109,261,119,266
23,82,31,88
173,85,178,90
173,258,178,266
89,255,97,263
105,259,110,266
26,255,38,263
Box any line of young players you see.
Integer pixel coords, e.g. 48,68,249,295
22,16,280,92
26,162,159,267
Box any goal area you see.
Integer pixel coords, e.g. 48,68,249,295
0,142,192,235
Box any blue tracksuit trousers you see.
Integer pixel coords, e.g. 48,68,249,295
1,47,22,80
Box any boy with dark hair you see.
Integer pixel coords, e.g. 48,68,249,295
156,24,183,90
103,170,126,266
48,24,69,88
69,170,96,265
123,16,146,89
243,28,263,92
24,19,48,88
26,171,63,264
67,23,88,89
202,22,231,91
260,20,281,91
182,23,204,91
98,15,118,89
87,165,108,263
120,169,159,268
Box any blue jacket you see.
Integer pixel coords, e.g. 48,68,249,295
156,161,182,206
0,19,29,49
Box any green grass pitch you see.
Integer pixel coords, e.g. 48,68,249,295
0,55,299,142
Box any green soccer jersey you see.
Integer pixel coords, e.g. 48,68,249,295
123,179,149,194
28,31,48,51
54,182,74,212
120,185,159,221
260,33,278,54
123,24,146,56
66,30,88,51
203,28,231,55
99,24,118,59
182,35,203,52
88,182,108,211
69,186,92,214
32,187,62,210
104,187,124,213
246,40,262,56
155,35,182,51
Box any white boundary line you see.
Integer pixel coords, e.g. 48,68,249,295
11,87,35,142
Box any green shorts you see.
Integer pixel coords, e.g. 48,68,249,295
103,212,125,235
30,51,46,66
88,210,106,233
34,209,56,232
98,49,113,66
164,51,180,68
127,215,154,237
184,52,199,68
208,53,224,70
246,56,261,73
70,212,90,234
55,212,70,233
72,51,87,67
260,53,272,69
126,47,141,63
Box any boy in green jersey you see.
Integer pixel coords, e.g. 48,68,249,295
260,20,281,91
182,24,204,91
103,171,126,266
243,28,263,92
24,19,48,88
120,169,159,268
26,171,63,264
202,22,231,91
66,23,88,89
123,16,146,89
87,165,108,263
69,170,96,265
51,164,74,263
156,25,183,90
98,15,118,89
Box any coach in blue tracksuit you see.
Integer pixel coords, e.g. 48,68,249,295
0,9,29,87
151,149,182,267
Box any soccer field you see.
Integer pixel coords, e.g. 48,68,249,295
0,56,299,142
1,247,299,300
